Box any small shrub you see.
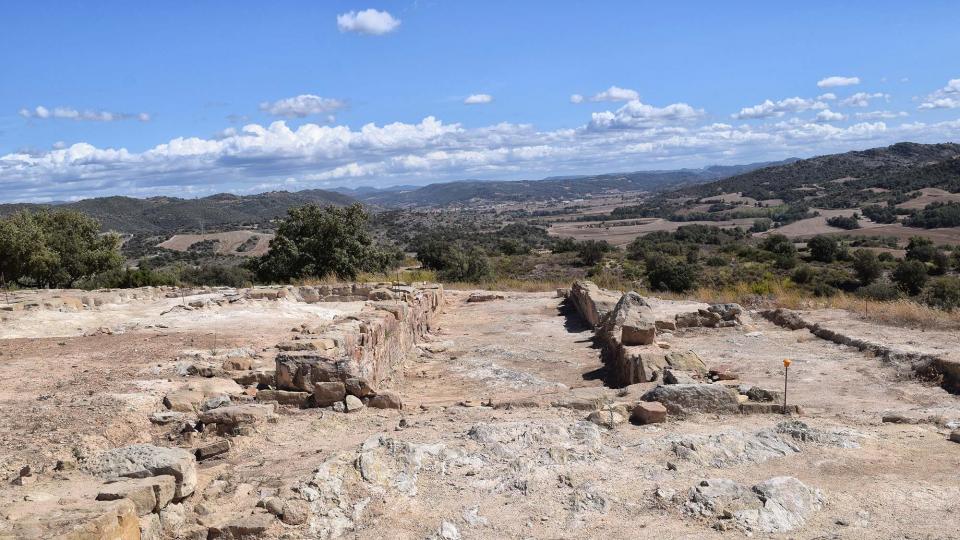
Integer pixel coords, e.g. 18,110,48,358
892,259,929,295
922,276,960,311
857,280,903,301
851,249,882,285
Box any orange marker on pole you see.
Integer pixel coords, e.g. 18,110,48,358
782,359,792,414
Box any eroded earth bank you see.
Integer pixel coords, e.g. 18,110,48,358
0,281,958,539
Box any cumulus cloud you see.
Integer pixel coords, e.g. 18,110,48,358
817,93,837,101
732,97,828,119
919,79,960,110
259,95,346,118
336,9,400,35
4,104,960,202
817,76,860,88
839,92,889,108
588,100,704,130
18,105,151,122
570,94,584,104
815,109,846,122
589,86,640,102
464,94,493,105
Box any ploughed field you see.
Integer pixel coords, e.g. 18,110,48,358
0,282,958,539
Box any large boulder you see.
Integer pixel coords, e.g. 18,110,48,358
603,292,656,346
641,384,740,415
85,444,198,500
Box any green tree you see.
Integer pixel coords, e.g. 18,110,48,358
905,236,937,262
892,259,928,295
851,249,882,285
437,246,492,282
577,240,612,266
807,235,839,262
0,210,121,288
761,234,798,268
645,254,697,293
250,203,391,282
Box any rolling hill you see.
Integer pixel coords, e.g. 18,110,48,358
0,189,356,234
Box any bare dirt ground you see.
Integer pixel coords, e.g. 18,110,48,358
896,187,960,211
158,231,274,257
1,289,960,538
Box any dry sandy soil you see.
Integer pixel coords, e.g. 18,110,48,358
1,288,959,539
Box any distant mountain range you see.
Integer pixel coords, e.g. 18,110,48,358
336,161,795,207
0,160,790,233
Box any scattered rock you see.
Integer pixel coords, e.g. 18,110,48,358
663,369,699,385
586,409,626,428
746,386,783,403
345,394,364,412
255,389,311,407
368,391,403,410
345,377,376,398
313,381,347,407
96,475,176,515
949,429,960,443
194,440,231,461
631,401,667,424
222,357,252,371
85,444,198,499
198,404,275,432
467,292,504,303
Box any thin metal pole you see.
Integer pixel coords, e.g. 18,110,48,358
782,364,789,414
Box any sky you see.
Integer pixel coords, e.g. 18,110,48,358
2,1,960,202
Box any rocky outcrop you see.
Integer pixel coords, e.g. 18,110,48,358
675,303,743,329
684,476,823,533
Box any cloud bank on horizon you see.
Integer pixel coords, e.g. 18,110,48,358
2,4,960,202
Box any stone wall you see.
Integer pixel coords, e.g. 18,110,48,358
274,284,444,398
568,281,707,387
761,308,960,394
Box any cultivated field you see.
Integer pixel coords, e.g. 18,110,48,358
157,230,274,257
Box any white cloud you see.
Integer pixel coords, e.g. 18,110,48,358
919,79,960,109
817,93,837,101
464,94,493,105
18,105,150,122
589,100,704,130
839,92,889,108
4,103,960,203
259,95,346,118
570,94,584,104
732,97,828,119
336,9,400,35
817,76,861,88
855,110,908,120
589,86,640,102
815,109,846,123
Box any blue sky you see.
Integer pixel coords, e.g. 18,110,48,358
2,1,960,201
